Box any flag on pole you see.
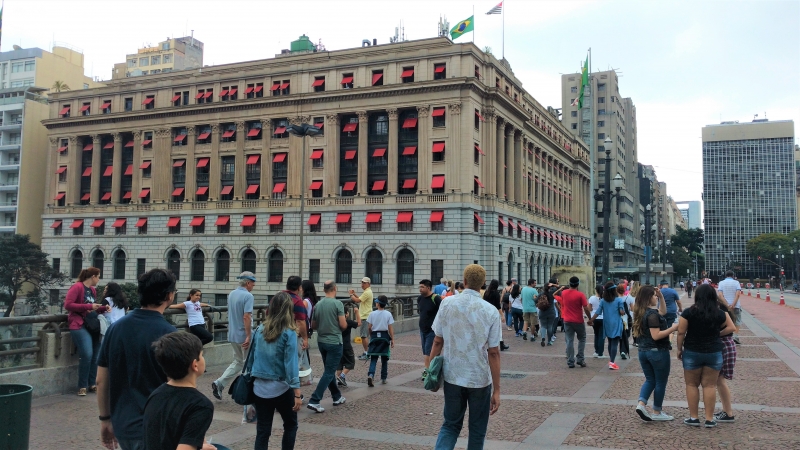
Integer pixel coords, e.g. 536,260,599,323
450,16,474,41
571,56,589,108
486,1,503,14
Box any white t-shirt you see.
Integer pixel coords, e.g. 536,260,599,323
623,295,635,317
510,294,523,310
588,295,603,320
367,309,394,332
184,300,205,327
717,277,742,307
103,297,126,324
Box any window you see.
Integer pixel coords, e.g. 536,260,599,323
430,210,444,231
139,57,149,67
371,70,383,86
92,250,104,279
101,100,111,114
52,258,61,274
127,59,136,68
52,220,62,236
401,66,414,83
143,131,153,149
312,76,325,92
214,294,227,307
11,63,22,73
163,53,172,63
309,214,321,233
114,219,127,235
571,111,577,117
243,215,258,234
598,97,605,104
309,259,320,283
311,149,324,169
151,55,161,65
433,63,446,80
280,80,290,96
216,250,230,281
113,250,126,280
57,166,67,183
498,262,503,283
73,220,84,236
81,103,91,116
432,141,445,162
70,251,83,278
335,250,352,284
432,107,446,127
571,86,578,93
598,133,605,139
337,213,352,232
571,123,577,130
431,260,444,282
241,249,257,274
141,160,152,178
168,217,181,234
396,249,414,285
366,212,382,232
137,259,146,278
191,250,205,281
341,73,354,89
397,211,413,232
192,217,205,234
144,95,155,109
167,250,180,280
268,250,283,282
313,117,325,136
474,109,481,130
124,97,133,111
598,120,605,127
365,249,383,285
431,174,445,194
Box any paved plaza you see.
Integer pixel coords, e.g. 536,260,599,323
30,291,800,449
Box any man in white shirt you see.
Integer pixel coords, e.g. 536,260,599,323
717,270,743,344
429,264,501,450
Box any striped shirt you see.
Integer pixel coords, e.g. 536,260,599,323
717,277,741,307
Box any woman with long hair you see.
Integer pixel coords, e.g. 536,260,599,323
251,292,301,449
617,283,637,359
64,267,108,395
591,282,626,370
483,279,509,350
538,278,564,347
168,289,213,345
628,282,641,347
676,284,736,427
101,282,129,326
633,285,679,421
300,279,318,372
509,284,524,336
589,285,605,358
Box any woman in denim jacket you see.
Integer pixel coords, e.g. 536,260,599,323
251,292,302,449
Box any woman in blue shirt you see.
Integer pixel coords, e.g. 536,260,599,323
591,282,626,370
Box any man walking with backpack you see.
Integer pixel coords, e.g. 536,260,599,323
418,279,440,380
559,277,594,368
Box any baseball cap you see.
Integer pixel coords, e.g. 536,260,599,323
361,277,371,284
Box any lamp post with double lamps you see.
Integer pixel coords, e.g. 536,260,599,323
287,122,321,279
639,204,656,285
594,137,624,283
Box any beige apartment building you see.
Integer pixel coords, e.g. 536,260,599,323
112,36,204,79
42,36,591,301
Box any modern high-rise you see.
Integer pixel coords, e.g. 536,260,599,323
0,45,101,92
112,36,204,79
702,119,796,279
562,69,642,279
677,200,702,229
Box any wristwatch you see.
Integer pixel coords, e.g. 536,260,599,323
99,415,111,421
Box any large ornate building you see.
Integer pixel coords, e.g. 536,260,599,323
42,37,591,302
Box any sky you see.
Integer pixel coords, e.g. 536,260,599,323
4,0,799,204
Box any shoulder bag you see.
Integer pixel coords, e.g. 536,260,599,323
229,325,260,405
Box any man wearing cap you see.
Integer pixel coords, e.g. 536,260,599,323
212,271,255,400
559,276,593,368
348,277,374,360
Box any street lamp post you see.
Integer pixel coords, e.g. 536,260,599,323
287,123,321,279
640,204,655,285
594,137,623,283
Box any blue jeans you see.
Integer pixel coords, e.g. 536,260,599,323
436,381,492,450
592,319,605,355
538,310,556,342
638,348,671,410
368,355,389,380
607,337,620,363
505,309,512,327
420,330,435,356
511,308,523,334
70,327,100,389
310,342,343,404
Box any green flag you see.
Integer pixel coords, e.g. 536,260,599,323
450,16,474,40
571,56,589,109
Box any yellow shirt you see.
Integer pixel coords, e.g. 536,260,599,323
358,287,374,320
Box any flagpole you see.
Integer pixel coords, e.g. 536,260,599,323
473,5,475,44
588,47,596,280
502,1,505,59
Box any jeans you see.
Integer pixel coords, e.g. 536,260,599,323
310,342,343,404
638,348,671,410
511,308,523,334
420,330,435,356
607,337,620,362
564,322,586,365
216,342,246,390
254,388,298,449
592,319,605,355
189,324,214,345
538,311,556,342
70,328,100,389
505,309,512,327
435,381,492,450
368,355,389,380
117,439,145,450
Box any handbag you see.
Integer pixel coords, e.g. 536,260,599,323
423,355,444,392
83,311,101,335
229,325,260,406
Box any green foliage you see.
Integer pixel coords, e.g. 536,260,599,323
746,233,793,264
24,289,51,315
671,227,704,255
0,235,68,317
51,80,70,92
96,282,140,310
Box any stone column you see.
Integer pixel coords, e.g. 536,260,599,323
111,133,122,203
152,128,171,203
356,111,368,196
89,135,101,204
259,119,271,200
513,131,522,204
447,103,462,192
288,115,310,198
386,108,399,195
47,137,57,206
325,114,340,197
495,119,505,199
67,136,79,205
234,121,246,199
504,126,514,203
484,108,496,198
184,126,197,202
209,124,221,201
416,106,431,193
131,131,141,204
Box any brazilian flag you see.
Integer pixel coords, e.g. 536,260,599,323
450,16,474,41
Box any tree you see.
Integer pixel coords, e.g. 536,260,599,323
0,235,68,317
670,245,693,279
746,233,792,264
671,227,704,255
51,81,70,93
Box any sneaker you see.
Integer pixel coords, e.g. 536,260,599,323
77,388,87,396
733,337,741,345
421,369,429,380
367,376,374,387
608,362,619,370
88,385,97,393
541,338,546,347
332,396,346,406
522,332,528,341
307,403,325,413
714,411,735,422
636,404,653,421
337,374,347,387
633,342,639,347
651,412,675,421
592,352,600,358
621,352,628,360
568,363,575,368
381,379,387,385
211,381,222,400
546,342,553,346
551,336,557,342
683,418,701,426
358,353,368,361
577,361,587,367
704,420,717,428
507,327,512,331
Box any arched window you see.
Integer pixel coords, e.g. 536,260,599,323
335,249,352,284
396,249,414,285
191,250,205,282
71,250,83,278
216,250,230,282
365,249,383,285
167,250,181,280
92,250,104,279
242,249,257,274
113,250,126,280
268,250,283,282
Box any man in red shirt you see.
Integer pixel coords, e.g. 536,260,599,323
559,276,594,368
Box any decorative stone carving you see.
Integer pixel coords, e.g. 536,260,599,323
416,106,430,119
155,128,170,138
49,137,58,145
260,119,271,128
92,135,100,143
133,131,142,139
448,103,462,115
326,114,340,126
483,107,496,122
112,133,121,142
235,121,245,132
211,124,219,133
356,111,368,122
187,126,196,136
387,108,399,120
68,136,78,144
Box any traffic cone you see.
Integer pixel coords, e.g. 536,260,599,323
748,289,751,297
780,294,786,306
766,291,771,302
756,290,761,299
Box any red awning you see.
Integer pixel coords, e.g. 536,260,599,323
58,145,68,152
171,94,181,102
83,143,93,151
70,219,84,228
82,167,92,176
475,144,485,155
434,65,446,73
51,220,62,228
310,150,324,159
101,102,111,109
101,192,112,201
190,217,205,226
266,215,281,225
474,177,484,188
473,213,485,224
402,178,416,189
215,216,230,226
246,155,260,165
307,214,321,225
273,126,286,135
219,89,229,97
402,118,417,128
396,212,413,223
81,193,91,201
314,122,324,129
429,211,444,222
372,148,386,157
197,132,211,140
142,97,154,105
311,79,325,87
400,69,414,78
371,73,383,85
59,106,70,115
498,217,507,227
103,166,113,176
139,161,151,169
431,108,445,117
124,141,134,148
432,142,445,153
172,188,184,196
174,134,186,143
508,219,517,230
372,180,386,191
475,110,485,121
172,160,185,167
365,212,382,223
342,181,356,191
222,130,235,138
270,83,280,91
309,181,323,190
195,92,205,99
272,153,286,163
196,158,210,168
246,184,260,194
335,213,351,223
141,139,152,146
247,128,262,137
344,150,356,160
196,186,208,195
110,218,126,228
56,166,67,174
341,76,354,84
203,91,213,99
253,85,263,93
54,193,65,200
167,217,180,227
271,183,285,194
80,104,91,112
244,87,254,94
228,88,238,96
402,146,417,156
136,218,148,227
103,142,114,150
279,82,289,90
91,219,104,228
220,185,233,195
139,189,150,198
342,123,357,132
431,175,445,189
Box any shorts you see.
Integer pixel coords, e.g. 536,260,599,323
338,346,355,371
720,335,737,380
682,349,723,371
523,312,539,327
359,320,370,339
420,330,435,356
732,308,742,327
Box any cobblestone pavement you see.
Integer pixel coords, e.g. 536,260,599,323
29,291,800,449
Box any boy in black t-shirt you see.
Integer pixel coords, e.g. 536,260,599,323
144,332,216,450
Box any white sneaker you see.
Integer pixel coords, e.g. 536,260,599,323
651,412,675,421
592,352,599,358
636,404,652,421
